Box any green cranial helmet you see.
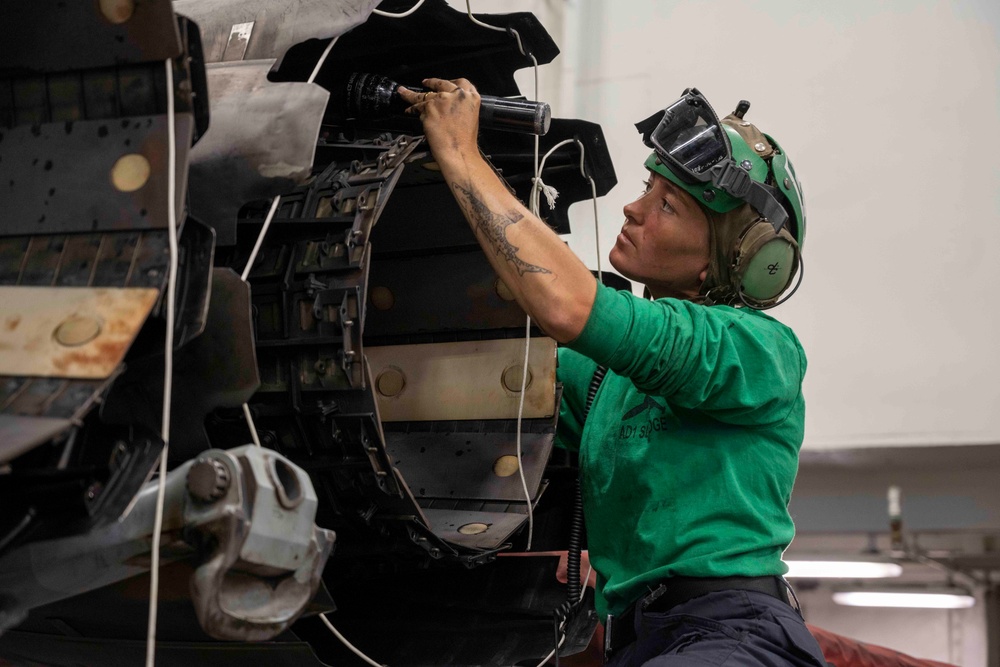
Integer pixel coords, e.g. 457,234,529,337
636,89,805,309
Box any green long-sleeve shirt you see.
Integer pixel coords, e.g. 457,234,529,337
556,284,807,618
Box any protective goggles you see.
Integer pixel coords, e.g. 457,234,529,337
636,88,789,233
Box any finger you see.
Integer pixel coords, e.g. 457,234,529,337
449,78,477,94
422,77,462,92
397,86,423,104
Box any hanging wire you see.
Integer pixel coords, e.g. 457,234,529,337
145,56,180,667
373,0,426,18
320,614,389,667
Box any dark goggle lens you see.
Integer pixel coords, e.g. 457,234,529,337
651,97,729,175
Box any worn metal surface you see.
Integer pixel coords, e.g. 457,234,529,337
0,415,73,465
187,61,329,245
366,337,557,422
422,508,529,551
1,115,194,235
0,0,181,73
175,0,379,67
385,431,553,502
0,286,159,379
366,251,527,335
0,445,334,641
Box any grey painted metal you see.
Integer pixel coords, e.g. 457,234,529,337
0,445,334,641
0,415,72,465
385,431,553,502
175,0,380,67
422,508,530,551
1,116,194,235
0,0,181,73
187,61,329,245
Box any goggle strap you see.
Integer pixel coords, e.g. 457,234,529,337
710,161,788,233
635,109,666,149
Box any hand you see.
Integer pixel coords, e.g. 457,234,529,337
397,77,481,166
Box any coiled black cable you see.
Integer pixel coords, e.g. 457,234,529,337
552,365,607,664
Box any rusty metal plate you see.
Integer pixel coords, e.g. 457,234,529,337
366,337,557,422
0,286,159,379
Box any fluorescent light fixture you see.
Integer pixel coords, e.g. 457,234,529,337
833,590,975,609
784,560,903,579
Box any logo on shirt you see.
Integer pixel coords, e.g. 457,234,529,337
621,395,666,422
619,395,669,440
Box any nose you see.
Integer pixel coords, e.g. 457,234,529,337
623,197,642,224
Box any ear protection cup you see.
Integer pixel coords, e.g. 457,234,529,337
731,220,800,307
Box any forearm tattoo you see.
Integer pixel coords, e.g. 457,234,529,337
453,182,552,276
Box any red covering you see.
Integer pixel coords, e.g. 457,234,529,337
806,624,957,667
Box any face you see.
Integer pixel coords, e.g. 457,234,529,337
609,171,711,300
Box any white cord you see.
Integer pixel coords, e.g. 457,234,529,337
307,35,340,85
372,0,426,18
146,57,180,667
241,195,281,281
320,613,388,667
527,138,602,282
237,39,336,451
242,403,262,447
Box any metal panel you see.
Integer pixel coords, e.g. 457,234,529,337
0,0,181,73
366,338,557,422
421,508,527,551
222,22,255,62
0,415,72,465
366,251,527,335
385,431,552,502
0,286,159,379
187,61,329,245
1,115,195,235
175,0,380,67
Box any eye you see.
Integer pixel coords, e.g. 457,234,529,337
661,198,676,214
640,178,652,194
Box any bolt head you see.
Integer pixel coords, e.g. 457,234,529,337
187,457,231,503
702,189,716,202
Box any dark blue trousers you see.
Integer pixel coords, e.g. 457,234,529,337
607,589,828,666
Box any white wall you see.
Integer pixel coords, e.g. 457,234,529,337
452,0,1000,452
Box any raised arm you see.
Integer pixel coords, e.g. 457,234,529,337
398,77,597,343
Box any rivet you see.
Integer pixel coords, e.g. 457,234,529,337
458,522,489,535
740,121,751,127
740,160,753,171
375,368,406,397
110,154,150,192
754,142,767,153
783,178,792,189
100,0,135,24
501,365,532,393
494,279,516,302
493,455,520,478
370,286,395,310
702,189,716,203
54,315,102,347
